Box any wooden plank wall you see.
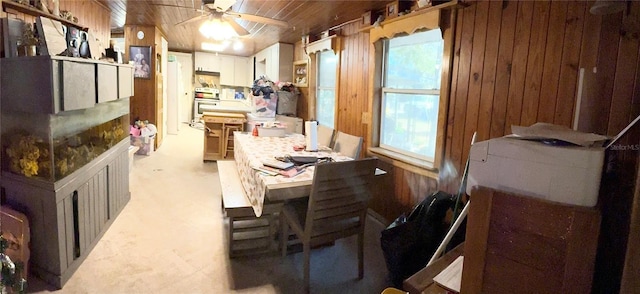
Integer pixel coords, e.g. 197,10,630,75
124,25,165,147
327,1,639,290
1,0,110,54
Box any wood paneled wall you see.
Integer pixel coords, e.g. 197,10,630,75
331,1,639,290
293,40,309,120
1,0,110,56
124,25,164,148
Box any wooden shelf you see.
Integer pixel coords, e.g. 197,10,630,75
293,60,308,88
1,0,87,30
359,0,463,33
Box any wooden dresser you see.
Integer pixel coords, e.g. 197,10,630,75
202,112,247,161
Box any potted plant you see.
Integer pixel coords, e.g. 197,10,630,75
21,23,38,56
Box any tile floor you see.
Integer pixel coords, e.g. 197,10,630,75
27,125,393,294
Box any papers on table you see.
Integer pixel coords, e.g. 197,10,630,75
433,256,464,293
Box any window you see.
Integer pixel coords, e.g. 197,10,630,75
316,50,337,128
380,29,444,164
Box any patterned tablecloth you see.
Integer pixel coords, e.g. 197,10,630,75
234,132,350,217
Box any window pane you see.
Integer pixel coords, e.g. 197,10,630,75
317,50,337,128
385,29,443,90
318,51,337,87
381,93,439,160
317,89,335,128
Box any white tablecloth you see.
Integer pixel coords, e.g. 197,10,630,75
234,133,349,217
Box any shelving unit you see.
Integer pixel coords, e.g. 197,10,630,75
1,0,87,30
293,60,308,87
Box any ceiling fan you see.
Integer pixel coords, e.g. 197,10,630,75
156,0,289,38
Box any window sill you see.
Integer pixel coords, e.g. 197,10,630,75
367,147,439,179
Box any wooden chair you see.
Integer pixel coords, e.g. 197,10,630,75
317,124,335,148
280,158,378,292
333,131,364,159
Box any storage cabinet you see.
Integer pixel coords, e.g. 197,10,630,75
1,56,134,114
293,60,308,87
203,112,246,161
2,141,131,288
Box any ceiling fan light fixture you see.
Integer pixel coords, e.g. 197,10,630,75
199,18,238,41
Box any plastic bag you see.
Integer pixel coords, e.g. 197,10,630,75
380,191,454,287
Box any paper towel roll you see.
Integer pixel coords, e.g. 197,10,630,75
305,121,318,151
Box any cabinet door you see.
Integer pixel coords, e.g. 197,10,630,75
219,55,235,86
195,52,221,72
118,66,134,98
61,61,96,111
97,64,118,103
234,57,249,87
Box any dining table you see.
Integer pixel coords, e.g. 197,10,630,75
233,132,352,217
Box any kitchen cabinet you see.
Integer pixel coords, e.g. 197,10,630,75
196,53,249,87
234,57,249,87
202,112,246,161
253,43,293,82
219,55,235,86
194,52,221,72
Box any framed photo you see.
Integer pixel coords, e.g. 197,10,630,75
129,45,152,79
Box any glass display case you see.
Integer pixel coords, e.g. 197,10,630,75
1,98,130,182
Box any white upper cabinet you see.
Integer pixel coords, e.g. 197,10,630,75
195,52,250,87
194,52,221,72
234,57,249,87
251,43,293,83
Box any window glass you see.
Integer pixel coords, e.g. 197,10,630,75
380,29,444,163
317,50,337,128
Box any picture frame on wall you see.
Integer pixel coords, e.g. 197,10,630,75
129,45,152,79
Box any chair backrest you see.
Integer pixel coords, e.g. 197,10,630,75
317,124,335,148
333,131,363,159
303,158,378,246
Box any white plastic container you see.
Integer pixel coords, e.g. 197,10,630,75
466,137,605,207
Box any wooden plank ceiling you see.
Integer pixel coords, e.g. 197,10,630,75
98,0,390,56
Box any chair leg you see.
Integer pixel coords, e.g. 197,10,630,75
304,242,311,293
358,231,364,280
280,213,288,257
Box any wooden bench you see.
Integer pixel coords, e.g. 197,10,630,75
217,160,282,258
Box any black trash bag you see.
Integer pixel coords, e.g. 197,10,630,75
380,191,455,287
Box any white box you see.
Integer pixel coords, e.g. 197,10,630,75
257,126,286,137
466,137,605,207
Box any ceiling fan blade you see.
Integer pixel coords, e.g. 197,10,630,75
225,19,250,36
176,14,208,26
226,12,289,28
